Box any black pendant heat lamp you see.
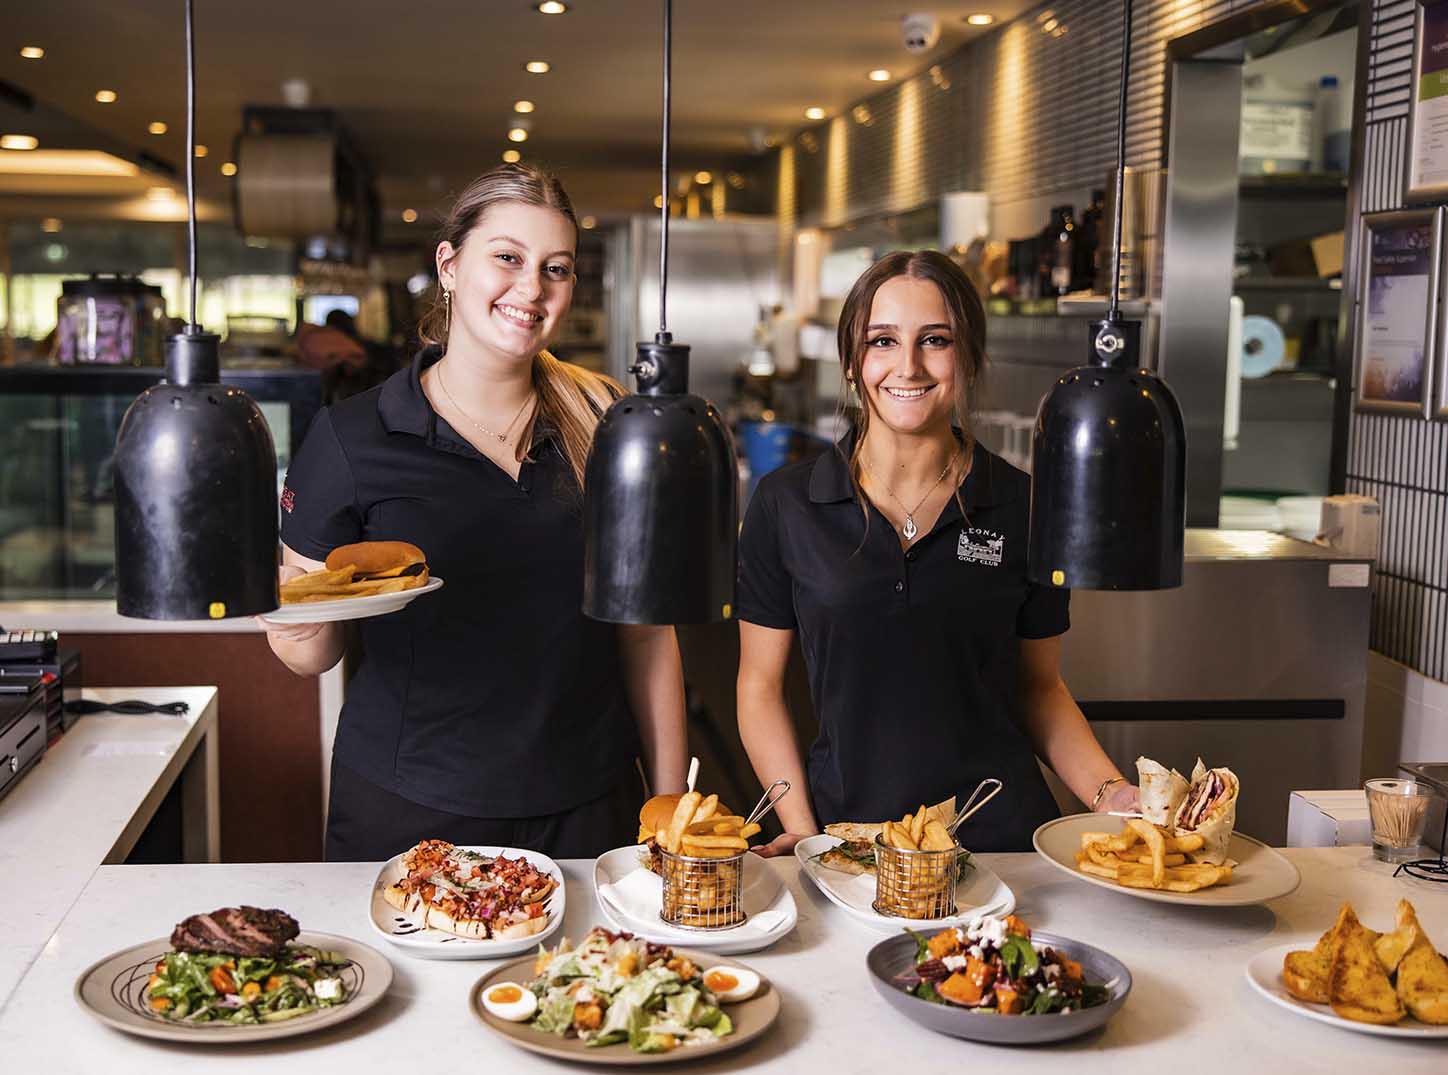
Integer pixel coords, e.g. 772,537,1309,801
1027,0,1185,592
112,0,279,620
582,0,738,624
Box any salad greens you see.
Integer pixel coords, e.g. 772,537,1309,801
906,914,1109,1016
528,929,732,1053
144,945,350,1024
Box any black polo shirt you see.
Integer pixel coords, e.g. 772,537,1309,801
737,435,1068,853
280,348,638,818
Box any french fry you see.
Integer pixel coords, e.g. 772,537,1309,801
1079,832,1114,850
1127,819,1166,887
889,821,919,851
694,794,719,824
1079,861,1120,880
1100,830,1141,853
1086,843,1122,868
680,840,741,859
739,823,761,839
682,834,748,850
910,805,927,846
685,814,743,835
922,819,953,851
1132,852,1187,867
1164,833,1206,853
663,791,702,854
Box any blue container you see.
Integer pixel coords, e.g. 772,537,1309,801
739,421,794,497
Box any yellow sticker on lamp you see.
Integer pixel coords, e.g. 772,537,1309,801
208,602,226,619
1051,570,1065,587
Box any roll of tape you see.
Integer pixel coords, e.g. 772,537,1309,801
1239,315,1285,379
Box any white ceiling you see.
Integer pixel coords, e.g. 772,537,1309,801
0,0,1033,228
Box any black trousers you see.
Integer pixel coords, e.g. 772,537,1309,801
325,759,640,862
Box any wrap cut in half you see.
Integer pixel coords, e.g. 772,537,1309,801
1135,756,1189,827
1172,759,1240,865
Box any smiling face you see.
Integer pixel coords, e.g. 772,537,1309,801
436,201,576,364
857,275,961,437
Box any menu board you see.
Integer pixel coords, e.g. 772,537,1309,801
1408,1,1448,200
1356,210,1439,415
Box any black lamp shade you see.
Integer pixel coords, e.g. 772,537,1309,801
1028,320,1186,591
583,338,738,624
113,332,280,619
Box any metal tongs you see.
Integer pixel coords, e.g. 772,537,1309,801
745,779,792,831
946,778,1004,837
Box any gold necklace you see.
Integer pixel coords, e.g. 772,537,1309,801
436,362,534,443
863,451,957,541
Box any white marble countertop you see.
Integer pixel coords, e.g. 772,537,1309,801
0,687,218,1009
2,846,1445,1070
0,601,265,633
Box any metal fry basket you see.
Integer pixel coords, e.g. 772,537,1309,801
658,847,747,930
872,836,959,919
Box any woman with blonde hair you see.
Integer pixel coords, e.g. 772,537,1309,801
265,164,688,860
735,250,1136,855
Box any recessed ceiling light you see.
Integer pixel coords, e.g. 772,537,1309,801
41,217,62,233
401,208,418,223
194,144,208,158
220,161,237,176
20,46,45,60
148,121,168,135
0,134,39,151
653,194,664,209
525,60,550,74
804,107,825,121
147,186,175,201
95,89,117,104
580,215,597,229
502,149,522,163
1042,17,1059,32
535,1,567,12
508,127,529,142
694,170,712,184
868,69,891,82
514,100,535,114
966,13,994,26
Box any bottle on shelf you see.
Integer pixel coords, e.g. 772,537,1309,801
1040,205,1077,297
1077,190,1105,295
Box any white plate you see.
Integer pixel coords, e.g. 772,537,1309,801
592,846,797,955
1245,943,1448,1038
262,576,444,624
368,845,565,960
1032,813,1301,907
75,931,392,1044
793,835,1015,933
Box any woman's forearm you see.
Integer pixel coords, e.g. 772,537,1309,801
617,625,688,796
267,625,346,677
1020,677,1124,808
736,677,818,834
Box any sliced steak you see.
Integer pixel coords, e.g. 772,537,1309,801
170,906,300,957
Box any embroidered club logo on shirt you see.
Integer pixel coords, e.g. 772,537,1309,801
957,527,1004,566
280,485,296,514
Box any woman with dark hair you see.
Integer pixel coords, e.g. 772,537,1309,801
735,250,1136,855
263,164,688,860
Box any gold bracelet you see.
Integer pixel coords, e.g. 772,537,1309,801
1091,776,1127,811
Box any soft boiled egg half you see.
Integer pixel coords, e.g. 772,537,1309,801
702,965,761,1003
481,981,538,1022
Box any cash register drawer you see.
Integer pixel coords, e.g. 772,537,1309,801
0,692,47,800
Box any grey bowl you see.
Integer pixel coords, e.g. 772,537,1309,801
866,930,1131,1045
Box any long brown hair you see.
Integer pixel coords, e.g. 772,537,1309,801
418,162,620,491
836,249,988,529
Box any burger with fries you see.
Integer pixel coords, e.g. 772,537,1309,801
279,541,429,605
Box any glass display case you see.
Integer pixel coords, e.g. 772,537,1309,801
0,365,321,600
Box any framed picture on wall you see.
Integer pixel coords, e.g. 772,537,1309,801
1406,1,1448,202
1354,208,1440,417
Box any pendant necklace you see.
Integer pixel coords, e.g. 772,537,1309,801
864,452,957,541
437,362,534,443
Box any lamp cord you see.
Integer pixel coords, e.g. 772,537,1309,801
1107,0,1133,325
184,0,199,333
658,0,671,337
